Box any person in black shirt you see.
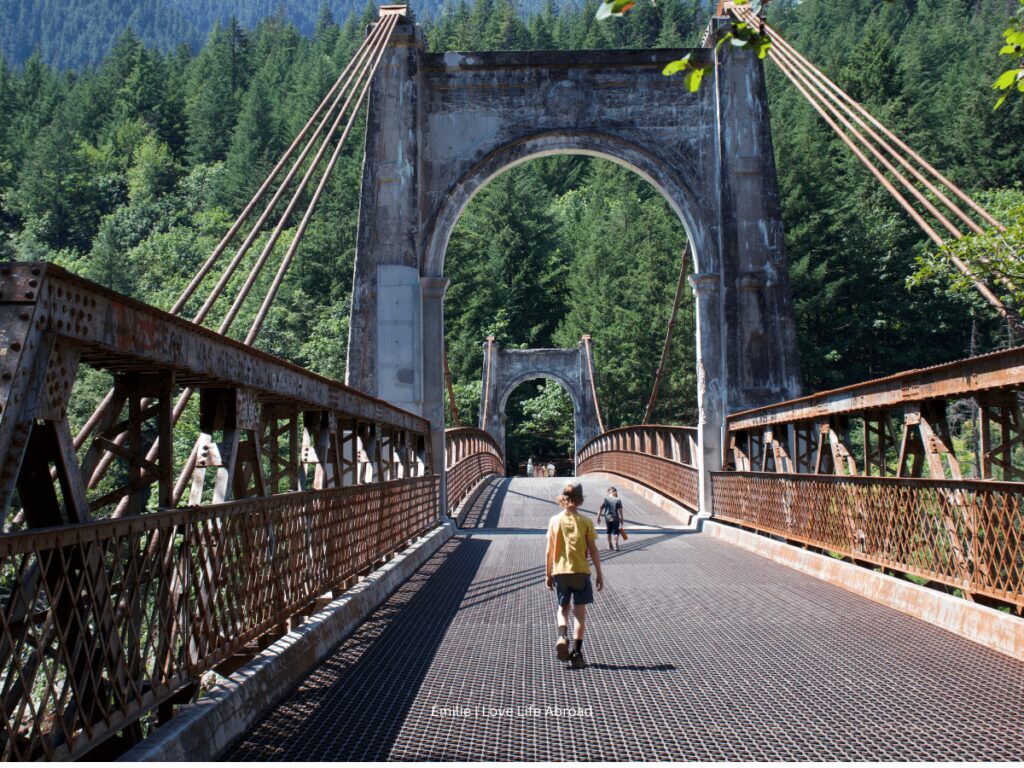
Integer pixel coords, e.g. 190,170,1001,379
596,487,624,551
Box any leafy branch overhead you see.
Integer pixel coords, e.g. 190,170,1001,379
595,0,771,93
909,189,1024,307
993,0,1024,109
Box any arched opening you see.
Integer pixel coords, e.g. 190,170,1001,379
442,153,699,440
500,377,576,477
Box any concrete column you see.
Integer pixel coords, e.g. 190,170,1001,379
346,19,424,399
422,276,449,518
714,29,801,410
690,272,725,516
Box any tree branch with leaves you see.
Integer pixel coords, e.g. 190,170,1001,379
596,0,771,92
994,0,1024,109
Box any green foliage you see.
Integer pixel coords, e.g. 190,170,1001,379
506,380,575,468
993,0,1024,108
910,188,1024,309
662,53,706,92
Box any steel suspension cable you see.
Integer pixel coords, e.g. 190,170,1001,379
245,12,399,345
74,20,394,459
189,17,394,328
91,23,400,503
771,51,1016,325
752,23,963,242
643,244,691,425
582,334,605,434
737,7,1022,295
735,8,1005,234
82,14,401,513
444,344,461,427
727,7,1020,328
169,24,387,317
733,8,996,244
166,13,402,507
221,13,398,340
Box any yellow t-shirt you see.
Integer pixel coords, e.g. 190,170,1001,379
547,511,597,575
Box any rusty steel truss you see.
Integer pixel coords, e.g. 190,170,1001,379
0,263,433,528
444,427,504,518
0,262,441,759
718,344,1024,611
577,425,699,512
725,343,1024,482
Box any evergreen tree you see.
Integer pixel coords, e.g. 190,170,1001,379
186,20,251,164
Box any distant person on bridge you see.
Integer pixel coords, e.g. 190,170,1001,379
547,462,555,478
546,482,604,670
527,458,535,478
596,487,623,551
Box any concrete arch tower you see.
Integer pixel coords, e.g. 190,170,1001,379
346,10,801,512
478,336,604,462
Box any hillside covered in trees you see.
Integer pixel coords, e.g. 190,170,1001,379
0,0,1022,464
0,0,582,70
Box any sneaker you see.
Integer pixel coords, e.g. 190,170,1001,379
556,636,570,661
568,650,586,670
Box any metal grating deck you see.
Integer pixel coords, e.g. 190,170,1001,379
223,478,1024,761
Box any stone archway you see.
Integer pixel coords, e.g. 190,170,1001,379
479,338,603,463
346,13,802,512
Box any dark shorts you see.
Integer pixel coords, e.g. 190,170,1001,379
553,573,594,606
606,519,621,535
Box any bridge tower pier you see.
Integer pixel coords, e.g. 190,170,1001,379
347,11,801,515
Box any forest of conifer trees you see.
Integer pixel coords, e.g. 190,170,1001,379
1,0,1023,465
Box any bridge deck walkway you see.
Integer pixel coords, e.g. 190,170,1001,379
224,478,1024,761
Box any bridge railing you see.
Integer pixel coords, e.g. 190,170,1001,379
716,344,1024,611
577,425,700,512
0,477,438,761
0,262,441,759
445,427,504,518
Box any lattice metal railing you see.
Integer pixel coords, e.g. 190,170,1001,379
445,428,504,518
577,425,699,512
0,263,433,531
717,345,1024,611
0,476,438,760
0,8,436,760
712,472,1024,610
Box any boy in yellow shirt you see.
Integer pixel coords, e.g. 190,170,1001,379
545,483,604,669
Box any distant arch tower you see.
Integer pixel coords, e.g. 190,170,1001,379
479,336,604,461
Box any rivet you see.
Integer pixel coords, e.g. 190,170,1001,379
18,313,28,322
10,343,20,352
30,268,40,276
24,292,33,300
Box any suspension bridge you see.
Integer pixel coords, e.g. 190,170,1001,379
0,2,1023,761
